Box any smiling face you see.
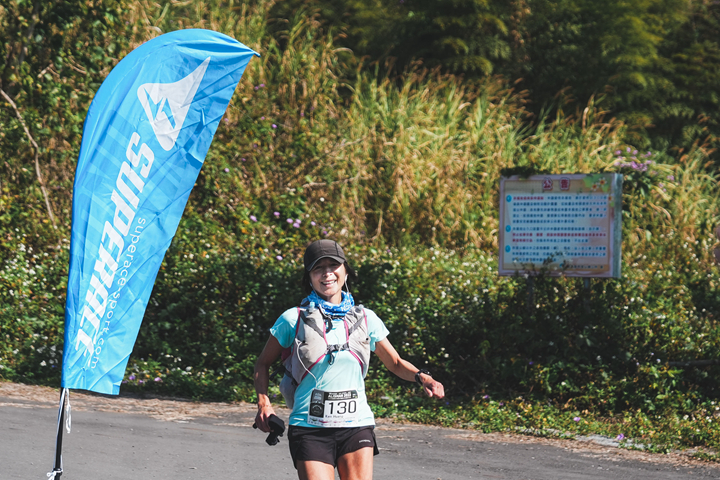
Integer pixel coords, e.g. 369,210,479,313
309,257,346,304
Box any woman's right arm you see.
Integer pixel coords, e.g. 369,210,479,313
253,335,284,432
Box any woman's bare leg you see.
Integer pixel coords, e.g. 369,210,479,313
337,447,373,480
296,460,335,480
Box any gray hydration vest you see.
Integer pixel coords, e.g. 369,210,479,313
279,304,370,409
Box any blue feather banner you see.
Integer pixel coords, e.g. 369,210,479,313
62,29,258,394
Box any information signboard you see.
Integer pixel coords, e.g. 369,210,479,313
498,174,623,278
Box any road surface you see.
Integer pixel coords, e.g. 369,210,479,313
2,383,719,479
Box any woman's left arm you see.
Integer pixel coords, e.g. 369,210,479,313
374,338,445,398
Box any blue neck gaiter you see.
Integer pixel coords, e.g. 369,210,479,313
304,290,355,317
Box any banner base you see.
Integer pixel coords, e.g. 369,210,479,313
47,388,70,479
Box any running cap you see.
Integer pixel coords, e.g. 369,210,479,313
304,239,346,271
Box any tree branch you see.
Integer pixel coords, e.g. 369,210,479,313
0,88,57,229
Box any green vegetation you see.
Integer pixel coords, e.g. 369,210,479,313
1,0,719,459
274,0,720,154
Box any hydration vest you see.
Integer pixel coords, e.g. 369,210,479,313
279,304,370,409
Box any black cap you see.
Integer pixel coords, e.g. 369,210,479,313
304,240,346,271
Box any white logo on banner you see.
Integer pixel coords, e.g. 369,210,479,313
137,57,210,151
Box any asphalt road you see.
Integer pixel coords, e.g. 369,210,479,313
2,386,720,480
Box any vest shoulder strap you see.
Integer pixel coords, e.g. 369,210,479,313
286,305,370,384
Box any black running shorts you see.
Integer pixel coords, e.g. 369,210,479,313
287,426,379,468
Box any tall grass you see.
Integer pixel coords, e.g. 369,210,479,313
8,0,714,257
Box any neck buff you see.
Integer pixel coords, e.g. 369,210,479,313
304,290,355,317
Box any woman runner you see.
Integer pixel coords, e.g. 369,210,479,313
254,239,444,480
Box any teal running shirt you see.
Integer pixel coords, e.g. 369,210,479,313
270,307,389,428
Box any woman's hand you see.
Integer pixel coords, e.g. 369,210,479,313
255,404,277,433
419,375,445,399
253,336,284,432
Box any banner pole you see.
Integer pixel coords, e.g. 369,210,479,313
48,388,67,479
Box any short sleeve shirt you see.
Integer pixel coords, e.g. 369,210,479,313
270,307,389,428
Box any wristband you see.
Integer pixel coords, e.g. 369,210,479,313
415,369,431,386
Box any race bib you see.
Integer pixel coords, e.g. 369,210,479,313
307,389,360,427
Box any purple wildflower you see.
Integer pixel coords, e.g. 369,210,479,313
241,157,246,162
260,116,265,120
276,255,283,261
616,434,625,441
287,218,293,224
615,150,622,155
224,168,230,173
293,223,300,228
154,377,161,382
667,175,675,181
272,124,277,129
310,221,316,226
250,215,257,222
274,211,280,217
483,395,490,399
129,375,136,381
573,417,581,422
